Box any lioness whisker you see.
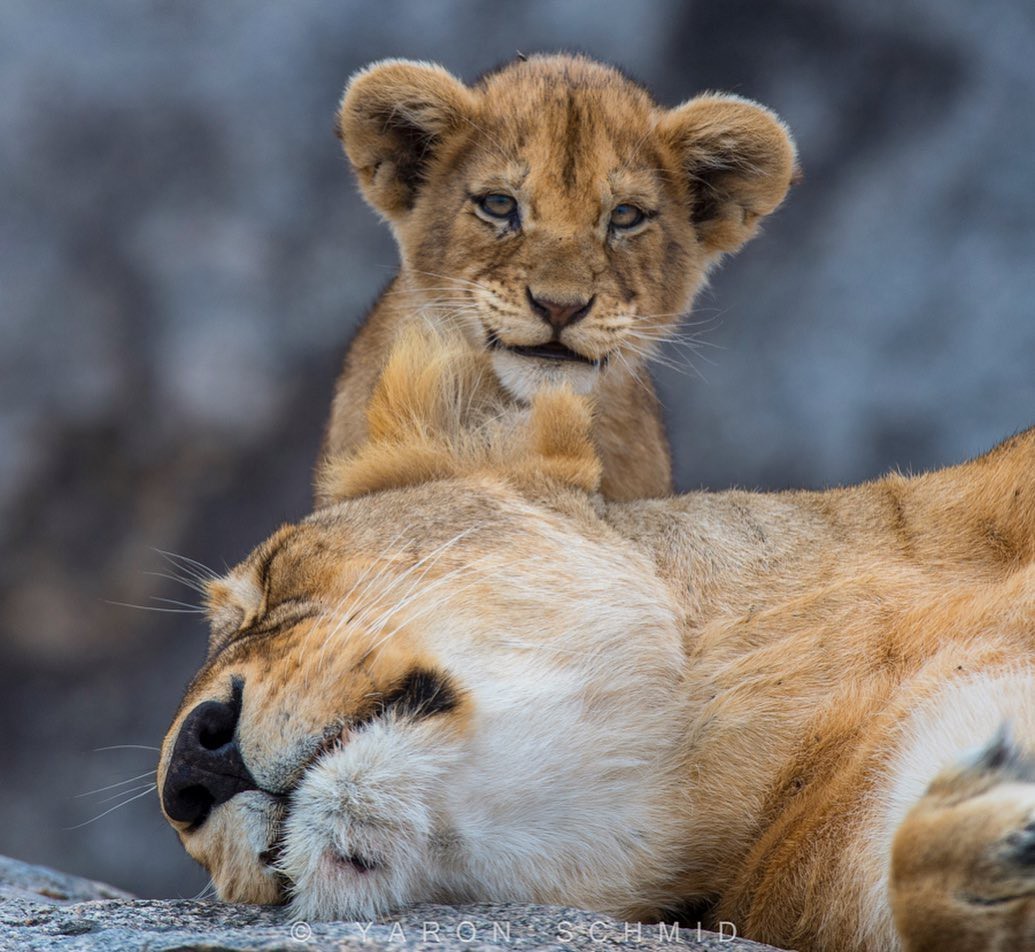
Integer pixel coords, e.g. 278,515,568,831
142,570,208,595
150,596,202,611
361,555,520,661
103,600,205,615
361,559,489,644
322,528,483,657
76,769,157,799
153,548,219,583
190,879,217,901
300,525,419,659
65,783,157,829
91,781,158,807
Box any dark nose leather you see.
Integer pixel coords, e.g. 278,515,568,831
162,685,256,827
526,288,594,330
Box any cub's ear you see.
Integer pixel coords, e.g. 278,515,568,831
659,93,798,254
338,59,477,219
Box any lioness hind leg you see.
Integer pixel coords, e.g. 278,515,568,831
890,728,1035,951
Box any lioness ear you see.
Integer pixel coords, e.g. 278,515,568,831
338,59,477,218
659,94,798,254
203,568,263,655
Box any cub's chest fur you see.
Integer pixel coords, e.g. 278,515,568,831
320,53,798,501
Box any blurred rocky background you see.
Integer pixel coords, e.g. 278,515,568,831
2,0,1033,899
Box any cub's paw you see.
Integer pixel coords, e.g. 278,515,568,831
890,727,1035,951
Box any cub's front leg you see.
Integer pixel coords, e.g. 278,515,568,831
890,730,1035,951
593,368,672,500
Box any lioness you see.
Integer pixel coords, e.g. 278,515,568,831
322,53,797,501
159,333,1035,951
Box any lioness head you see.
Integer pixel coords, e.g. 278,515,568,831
158,332,691,919
339,53,797,399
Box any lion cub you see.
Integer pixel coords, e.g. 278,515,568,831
321,53,797,501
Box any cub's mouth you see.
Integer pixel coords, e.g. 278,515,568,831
487,332,602,367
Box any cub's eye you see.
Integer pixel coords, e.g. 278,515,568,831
477,193,517,219
610,203,646,230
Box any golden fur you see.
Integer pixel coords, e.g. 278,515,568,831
160,332,1035,950
320,53,797,501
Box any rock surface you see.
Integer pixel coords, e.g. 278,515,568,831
0,855,790,951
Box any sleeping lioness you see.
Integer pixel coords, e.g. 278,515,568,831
321,53,797,501
159,332,1035,951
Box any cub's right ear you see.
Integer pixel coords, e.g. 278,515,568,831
338,59,477,219
659,94,798,255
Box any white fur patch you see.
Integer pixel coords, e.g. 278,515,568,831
490,350,600,401
273,514,690,920
882,669,1035,850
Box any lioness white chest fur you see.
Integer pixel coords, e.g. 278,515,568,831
159,336,1035,951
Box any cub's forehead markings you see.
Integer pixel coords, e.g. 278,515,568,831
467,160,529,188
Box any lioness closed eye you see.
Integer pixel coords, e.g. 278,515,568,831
321,53,798,501
160,333,1035,951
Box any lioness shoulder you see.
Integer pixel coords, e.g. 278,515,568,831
322,53,797,501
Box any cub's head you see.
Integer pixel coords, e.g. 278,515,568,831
339,53,797,399
158,331,690,919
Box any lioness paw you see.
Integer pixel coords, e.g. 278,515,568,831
891,728,1035,951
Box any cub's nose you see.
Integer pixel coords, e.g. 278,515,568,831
161,687,257,827
526,288,594,330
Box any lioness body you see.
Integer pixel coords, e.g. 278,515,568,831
321,54,797,500
606,448,1035,948
159,338,1035,950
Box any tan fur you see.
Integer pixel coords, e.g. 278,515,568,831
319,329,601,499
161,335,1035,949
321,53,797,501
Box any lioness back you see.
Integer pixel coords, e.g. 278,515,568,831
321,53,798,502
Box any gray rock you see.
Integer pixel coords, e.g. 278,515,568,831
0,855,133,904
0,856,790,951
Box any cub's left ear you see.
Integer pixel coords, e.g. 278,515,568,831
659,94,799,254
338,59,478,219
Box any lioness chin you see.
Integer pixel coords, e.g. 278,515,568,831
321,53,798,501
159,333,1035,952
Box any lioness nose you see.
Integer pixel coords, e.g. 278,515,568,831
161,693,257,827
526,289,594,330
